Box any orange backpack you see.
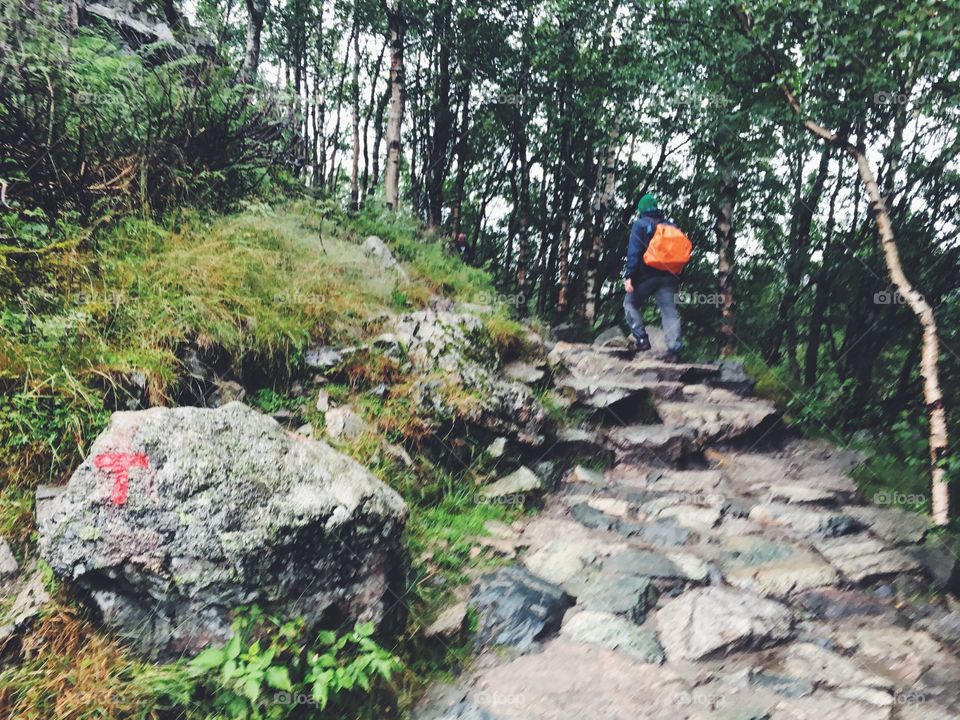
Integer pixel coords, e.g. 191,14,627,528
643,222,692,275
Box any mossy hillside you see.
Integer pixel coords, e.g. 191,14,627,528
0,200,536,719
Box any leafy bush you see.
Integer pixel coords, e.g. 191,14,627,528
185,607,402,719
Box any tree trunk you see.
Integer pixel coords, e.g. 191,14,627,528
804,173,846,385
384,0,406,211
362,40,388,197
769,61,950,524
241,0,267,84
426,0,453,228
451,67,472,239
715,166,737,356
349,11,361,211
767,144,831,367
582,120,619,324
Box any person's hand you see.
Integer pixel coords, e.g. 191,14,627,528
624,278,634,294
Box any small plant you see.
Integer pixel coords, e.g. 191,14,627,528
186,606,402,719
248,388,300,414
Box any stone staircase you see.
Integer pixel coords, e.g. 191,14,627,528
414,338,960,720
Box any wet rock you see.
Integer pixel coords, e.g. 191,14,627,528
0,538,18,580
654,398,781,447
603,424,697,464
567,465,605,486
208,379,247,408
0,568,51,642
766,482,839,504
656,586,795,661
779,642,893,706
815,533,921,583
748,503,860,537
324,405,366,441
908,542,960,593
796,588,893,621
469,639,690,720
570,502,616,531
396,311,548,444
470,566,573,650
304,345,349,370
426,602,469,641
712,359,755,395
564,570,656,622
315,388,330,412
362,235,408,279
549,322,585,342
486,437,507,458
560,610,664,663
842,505,930,545
523,541,596,585
501,362,545,385
39,403,407,660
722,536,839,597
605,548,685,579
480,466,542,501
616,518,692,547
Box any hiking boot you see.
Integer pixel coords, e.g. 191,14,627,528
661,349,682,364
633,335,651,352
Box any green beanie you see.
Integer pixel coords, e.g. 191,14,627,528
636,193,658,214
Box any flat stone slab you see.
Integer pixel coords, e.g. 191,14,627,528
470,566,574,650
814,533,922,583
605,548,686,579
655,397,780,446
722,536,839,597
481,466,543,500
749,502,860,537
842,505,930,545
560,610,664,663
468,639,690,720
616,517,693,547
563,570,656,622
766,482,840,504
778,642,893,706
523,540,598,585
604,424,697,464
796,587,893,621
656,586,795,661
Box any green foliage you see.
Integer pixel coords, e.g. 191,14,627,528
249,388,301,414
184,607,401,719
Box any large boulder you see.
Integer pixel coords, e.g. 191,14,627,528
39,402,407,660
392,311,548,445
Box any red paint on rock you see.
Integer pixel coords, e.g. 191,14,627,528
94,452,150,505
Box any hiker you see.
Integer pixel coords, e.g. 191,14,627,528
622,193,691,362
451,232,471,262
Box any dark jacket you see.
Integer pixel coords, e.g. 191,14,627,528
624,208,677,283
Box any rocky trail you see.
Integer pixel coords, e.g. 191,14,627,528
415,332,960,720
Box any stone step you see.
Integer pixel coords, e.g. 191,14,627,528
603,424,698,465
653,396,781,447
548,341,721,385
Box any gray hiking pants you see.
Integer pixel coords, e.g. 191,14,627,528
623,276,682,352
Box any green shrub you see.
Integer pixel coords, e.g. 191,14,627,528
184,607,401,719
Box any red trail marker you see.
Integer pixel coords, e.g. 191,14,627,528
94,451,150,506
